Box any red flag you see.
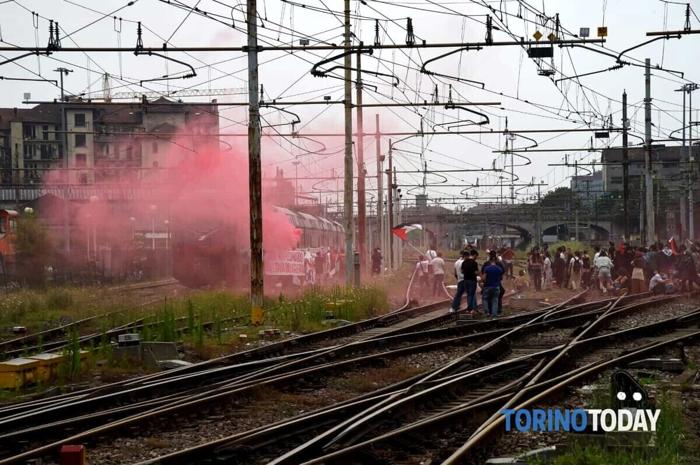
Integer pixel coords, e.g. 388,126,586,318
391,223,422,241
668,237,678,255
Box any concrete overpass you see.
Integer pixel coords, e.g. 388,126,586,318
402,208,617,249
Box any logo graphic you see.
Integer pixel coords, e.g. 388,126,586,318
501,391,660,433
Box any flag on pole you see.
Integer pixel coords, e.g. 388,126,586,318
391,223,422,241
668,236,678,255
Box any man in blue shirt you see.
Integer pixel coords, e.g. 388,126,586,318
482,250,504,317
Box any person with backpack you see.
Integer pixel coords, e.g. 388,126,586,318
568,251,583,290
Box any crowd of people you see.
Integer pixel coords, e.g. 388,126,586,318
414,239,700,319
524,241,700,295
373,238,700,320
450,247,508,317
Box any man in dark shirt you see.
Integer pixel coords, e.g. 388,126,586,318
481,251,504,318
461,249,479,313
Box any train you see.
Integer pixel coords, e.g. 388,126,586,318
171,207,344,288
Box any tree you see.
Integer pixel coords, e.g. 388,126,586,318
15,211,54,286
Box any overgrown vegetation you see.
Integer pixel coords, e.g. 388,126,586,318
14,212,54,287
530,396,685,465
0,285,390,366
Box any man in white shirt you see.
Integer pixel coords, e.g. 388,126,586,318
415,255,430,296
649,271,668,294
426,247,438,261
430,252,446,297
594,249,614,293
451,250,467,312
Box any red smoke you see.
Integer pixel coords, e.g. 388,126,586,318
52,131,299,287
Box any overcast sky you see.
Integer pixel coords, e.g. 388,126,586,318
1,0,698,211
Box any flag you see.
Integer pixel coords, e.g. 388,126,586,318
391,223,422,241
668,237,678,255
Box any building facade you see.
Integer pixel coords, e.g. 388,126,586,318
570,171,603,207
0,97,219,185
601,145,700,194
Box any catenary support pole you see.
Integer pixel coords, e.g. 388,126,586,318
54,67,72,255
247,0,264,323
387,141,394,270
375,114,384,274
574,160,579,241
356,49,366,277
644,58,656,244
343,0,354,285
622,90,630,240
679,86,687,240
690,85,697,240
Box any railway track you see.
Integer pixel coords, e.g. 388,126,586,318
0,278,185,360
5,289,694,464
0,292,586,463
113,293,699,465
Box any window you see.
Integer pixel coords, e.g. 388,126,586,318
126,146,133,160
23,125,36,139
152,141,159,154
75,134,86,147
74,113,86,127
42,125,49,141
75,153,87,168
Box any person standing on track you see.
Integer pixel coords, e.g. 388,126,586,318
502,247,515,279
371,247,382,275
630,251,647,293
450,250,467,313
415,255,430,297
568,251,583,290
543,251,553,290
528,247,543,292
430,252,446,297
595,249,614,294
463,249,480,314
481,250,504,318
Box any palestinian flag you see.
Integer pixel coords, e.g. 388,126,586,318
392,223,422,241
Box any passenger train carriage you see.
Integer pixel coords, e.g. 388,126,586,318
172,207,343,288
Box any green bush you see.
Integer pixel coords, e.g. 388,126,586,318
15,213,54,286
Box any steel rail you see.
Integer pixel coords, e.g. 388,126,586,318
294,306,700,465
277,294,689,463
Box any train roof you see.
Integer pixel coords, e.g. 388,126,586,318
273,207,342,231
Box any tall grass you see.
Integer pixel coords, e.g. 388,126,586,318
530,395,685,465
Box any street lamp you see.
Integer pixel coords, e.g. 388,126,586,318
129,217,136,242
89,195,98,260
164,220,170,250
149,204,157,250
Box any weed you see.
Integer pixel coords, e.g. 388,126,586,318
529,395,685,465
